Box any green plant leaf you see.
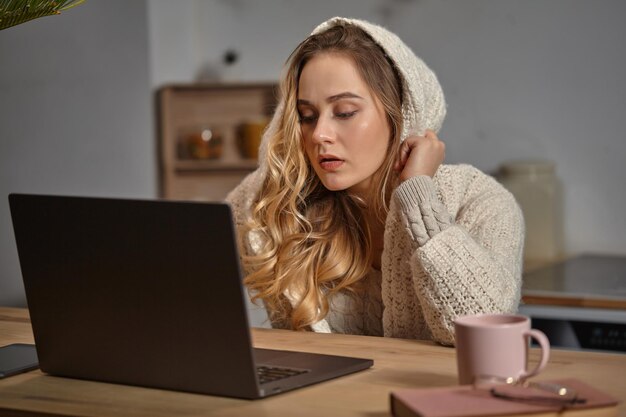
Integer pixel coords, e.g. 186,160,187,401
0,0,85,31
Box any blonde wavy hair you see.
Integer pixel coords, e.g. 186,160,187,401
244,23,404,330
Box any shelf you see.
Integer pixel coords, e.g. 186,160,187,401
174,159,259,172
157,83,277,200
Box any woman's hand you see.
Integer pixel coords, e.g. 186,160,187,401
394,129,445,181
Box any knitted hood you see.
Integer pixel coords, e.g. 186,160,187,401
257,16,446,168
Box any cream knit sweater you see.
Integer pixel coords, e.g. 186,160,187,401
226,17,524,346
227,164,524,346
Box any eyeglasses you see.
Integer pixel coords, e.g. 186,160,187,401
474,375,587,408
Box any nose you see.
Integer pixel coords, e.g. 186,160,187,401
311,116,335,144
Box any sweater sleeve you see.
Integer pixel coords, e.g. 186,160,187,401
394,167,524,346
394,176,454,245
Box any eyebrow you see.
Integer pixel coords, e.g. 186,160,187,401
297,92,364,106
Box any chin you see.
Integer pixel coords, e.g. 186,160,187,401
318,177,350,192
321,182,349,192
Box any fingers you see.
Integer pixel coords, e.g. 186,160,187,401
394,132,427,171
396,129,445,180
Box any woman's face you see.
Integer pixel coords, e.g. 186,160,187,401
297,52,391,198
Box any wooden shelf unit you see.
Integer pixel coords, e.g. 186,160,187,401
157,83,278,201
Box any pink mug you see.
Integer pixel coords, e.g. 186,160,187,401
454,314,550,385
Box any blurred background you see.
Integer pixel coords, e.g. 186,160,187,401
1,0,625,310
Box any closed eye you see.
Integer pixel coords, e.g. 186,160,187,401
299,115,317,124
298,111,357,124
336,111,357,119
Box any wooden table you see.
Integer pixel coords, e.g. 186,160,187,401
1,307,624,417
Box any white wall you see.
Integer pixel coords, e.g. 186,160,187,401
148,0,626,256
0,1,155,306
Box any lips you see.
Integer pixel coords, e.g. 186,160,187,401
318,154,344,171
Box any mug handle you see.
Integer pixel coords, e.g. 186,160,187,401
520,329,550,379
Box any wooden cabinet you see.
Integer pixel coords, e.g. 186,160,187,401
157,83,278,201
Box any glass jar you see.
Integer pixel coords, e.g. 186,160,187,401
497,160,563,262
178,126,224,160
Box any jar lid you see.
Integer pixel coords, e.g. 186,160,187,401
500,160,555,176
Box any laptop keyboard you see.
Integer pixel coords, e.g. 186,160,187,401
256,365,310,384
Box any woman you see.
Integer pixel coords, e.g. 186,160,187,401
226,17,524,346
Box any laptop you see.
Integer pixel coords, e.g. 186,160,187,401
8,193,373,399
